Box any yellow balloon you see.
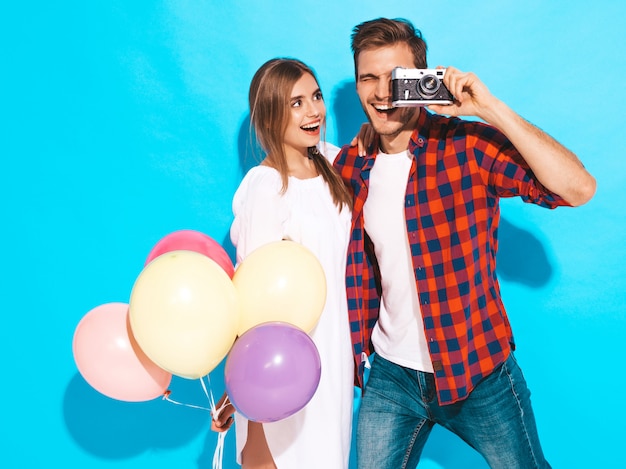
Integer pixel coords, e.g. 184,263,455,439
129,250,239,379
232,240,327,335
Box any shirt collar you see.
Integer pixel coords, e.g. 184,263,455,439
363,108,431,165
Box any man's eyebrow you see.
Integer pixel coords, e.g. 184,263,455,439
358,72,378,80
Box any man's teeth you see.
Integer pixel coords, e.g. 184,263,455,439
374,104,393,112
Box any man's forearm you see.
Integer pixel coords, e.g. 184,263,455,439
483,99,596,206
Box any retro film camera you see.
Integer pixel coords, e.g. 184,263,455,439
391,67,454,106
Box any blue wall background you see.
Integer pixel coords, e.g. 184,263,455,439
2,1,625,468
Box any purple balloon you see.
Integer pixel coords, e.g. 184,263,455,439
224,322,321,423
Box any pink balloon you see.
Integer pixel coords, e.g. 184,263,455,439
145,230,235,278
72,302,172,402
225,322,321,423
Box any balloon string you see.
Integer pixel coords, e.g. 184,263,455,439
202,374,232,416
201,375,215,408
213,425,226,469
161,390,212,412
201,375,228,469
161,378,229,469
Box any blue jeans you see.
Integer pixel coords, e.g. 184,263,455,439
356,354,550,469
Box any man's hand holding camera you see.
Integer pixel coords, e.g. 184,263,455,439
427,66,501,121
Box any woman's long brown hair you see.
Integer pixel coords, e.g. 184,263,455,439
248,58,351,210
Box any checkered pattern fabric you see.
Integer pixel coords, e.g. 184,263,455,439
335,109,570,404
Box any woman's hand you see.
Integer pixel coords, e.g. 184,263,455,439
211,392,236,433
350,122,378,157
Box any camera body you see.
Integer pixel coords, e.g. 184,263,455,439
391,67,454,106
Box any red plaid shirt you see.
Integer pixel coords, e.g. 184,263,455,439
335,109,570,404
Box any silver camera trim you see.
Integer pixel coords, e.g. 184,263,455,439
391,67,454,107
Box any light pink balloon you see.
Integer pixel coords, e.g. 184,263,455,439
145,230,235,278
72,302,172,402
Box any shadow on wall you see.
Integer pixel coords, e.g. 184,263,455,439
332,79,367,148
422,425,489,468
217,114,261,265
63,373,212,460
237,114,261,179
497,218,552,287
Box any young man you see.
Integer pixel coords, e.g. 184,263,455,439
334,17,596,469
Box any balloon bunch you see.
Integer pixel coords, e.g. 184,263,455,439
72,231,327,423
72,230,238,402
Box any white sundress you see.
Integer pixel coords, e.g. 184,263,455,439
229,144,354,469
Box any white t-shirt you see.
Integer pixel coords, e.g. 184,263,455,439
230,143,354,468
363,149,433,372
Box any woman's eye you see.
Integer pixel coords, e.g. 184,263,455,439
314,92,323,101
291,99,302,108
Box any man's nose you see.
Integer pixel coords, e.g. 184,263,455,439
375,77,391,99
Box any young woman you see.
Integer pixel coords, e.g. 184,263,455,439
213,58,354,469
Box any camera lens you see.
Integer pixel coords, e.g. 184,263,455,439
418,75,441,98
